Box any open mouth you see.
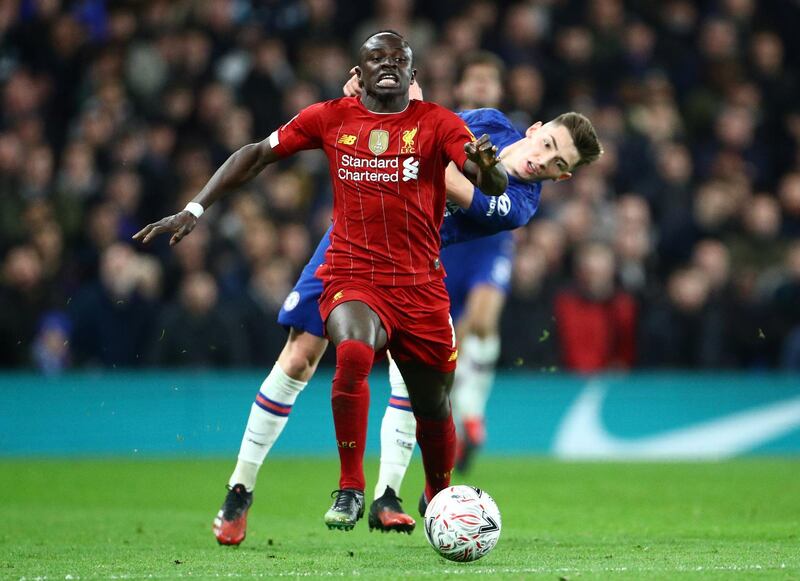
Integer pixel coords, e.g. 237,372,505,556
527,161,540,176
376,73,399,88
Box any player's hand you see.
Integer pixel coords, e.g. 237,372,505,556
132,211,197,246
408,78,423,100
343,67,361,97
465,134,500,171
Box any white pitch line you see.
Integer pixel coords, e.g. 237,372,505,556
16,562,792,580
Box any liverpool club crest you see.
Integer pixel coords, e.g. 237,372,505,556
401,127,417,153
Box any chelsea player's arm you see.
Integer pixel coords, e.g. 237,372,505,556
445,163,538,233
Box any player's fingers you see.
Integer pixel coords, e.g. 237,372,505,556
478,140,495,153
132,224,153,241
170,223,193,246
169,226,183,246
142,223,169,244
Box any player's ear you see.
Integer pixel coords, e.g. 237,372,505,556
354,66,364,87
410,67,417,84
554,171,572,183
525,122,543,137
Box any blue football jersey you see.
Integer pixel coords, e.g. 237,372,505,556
439,108,542,247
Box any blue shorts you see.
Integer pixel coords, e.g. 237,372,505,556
440,232,513,322
277,228,329,338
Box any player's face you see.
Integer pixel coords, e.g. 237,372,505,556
513,122,581,182
356,35,415,100
456,64,503,109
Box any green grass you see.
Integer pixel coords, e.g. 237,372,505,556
1,458,799,579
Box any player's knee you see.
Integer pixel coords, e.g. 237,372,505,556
412,391,451,420
279,342,324,380
415,402,450,421
335,340,374,381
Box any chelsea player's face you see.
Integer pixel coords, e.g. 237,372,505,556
516,122,580,183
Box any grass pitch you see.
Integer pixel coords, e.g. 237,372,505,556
1,457,798,579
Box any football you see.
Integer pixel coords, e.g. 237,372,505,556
423,485,502,562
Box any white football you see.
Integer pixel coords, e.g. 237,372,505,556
423,485,502,562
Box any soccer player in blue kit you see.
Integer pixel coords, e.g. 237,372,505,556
213,57,602,544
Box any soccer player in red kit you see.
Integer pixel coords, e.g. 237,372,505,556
133,30,507,530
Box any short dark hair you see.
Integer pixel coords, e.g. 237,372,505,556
552,112,603,169
360,30,413,64
362,29,406,45
457,51,506,84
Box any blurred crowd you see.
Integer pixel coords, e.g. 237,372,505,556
1,0,799,373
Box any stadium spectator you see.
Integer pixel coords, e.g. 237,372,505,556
778,172,800,238
638,267,731,368
613,194,653,295
773,242,800,369
32,311,72,375
554,241,637,372
0,245,49,367
69,243,161,367
498,242,559,370
148,270,248,368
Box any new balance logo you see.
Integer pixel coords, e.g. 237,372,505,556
338,134,356,145
402,157,419,182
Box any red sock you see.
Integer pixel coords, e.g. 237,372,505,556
416,413,456,501
331,340,373,491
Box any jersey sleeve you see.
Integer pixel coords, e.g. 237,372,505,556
458,109,511,142
435,108,473,170
267,101,327,157
439,181,541,247
463,181,540,230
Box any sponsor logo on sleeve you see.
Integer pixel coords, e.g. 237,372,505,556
497,193,511,216
485,193,511,217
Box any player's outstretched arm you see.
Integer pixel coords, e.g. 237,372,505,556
444,163,474,209
444,161,538,236
133,139,280,246
462,134,507,197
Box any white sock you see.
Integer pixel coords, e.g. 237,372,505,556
229,363,306,491
451,334,500,423
374,358,417,499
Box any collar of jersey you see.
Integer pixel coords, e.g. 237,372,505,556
355,96,414,115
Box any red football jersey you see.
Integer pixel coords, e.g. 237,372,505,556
269,97,473,286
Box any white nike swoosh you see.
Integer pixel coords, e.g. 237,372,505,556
554,380,800,459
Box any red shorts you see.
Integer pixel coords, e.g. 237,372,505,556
319,278,458,372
